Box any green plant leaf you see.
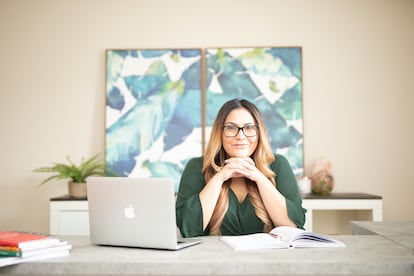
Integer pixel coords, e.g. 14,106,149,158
33,154,114,186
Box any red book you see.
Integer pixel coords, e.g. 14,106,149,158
0,232,60,250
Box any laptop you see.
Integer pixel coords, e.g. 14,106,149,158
86,176,200,250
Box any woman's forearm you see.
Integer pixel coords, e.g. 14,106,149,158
199,173,224,230
256,176,295,227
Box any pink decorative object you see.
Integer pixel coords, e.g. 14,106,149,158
310,158,334,195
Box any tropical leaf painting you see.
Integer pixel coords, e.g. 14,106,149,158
205,47,303,176
105,47,304,191
105,49,203,191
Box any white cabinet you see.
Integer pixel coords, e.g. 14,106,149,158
49,196,89,236
50,193,383,235
302,193,383,232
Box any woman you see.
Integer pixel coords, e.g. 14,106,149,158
176,98,305,237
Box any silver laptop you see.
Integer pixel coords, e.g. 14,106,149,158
86,176,200,250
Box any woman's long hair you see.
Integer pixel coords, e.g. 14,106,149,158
202,99,276,235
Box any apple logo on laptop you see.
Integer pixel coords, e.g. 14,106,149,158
124,204,135,219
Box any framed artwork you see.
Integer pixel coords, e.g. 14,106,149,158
205,47,303,176
105,49,203,191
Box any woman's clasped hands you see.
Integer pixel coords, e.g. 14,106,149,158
218,157,263,182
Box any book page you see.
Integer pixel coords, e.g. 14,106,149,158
220,233,289,250
270,226,345,248
270,226,305,242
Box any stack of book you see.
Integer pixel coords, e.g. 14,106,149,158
0,231,71,267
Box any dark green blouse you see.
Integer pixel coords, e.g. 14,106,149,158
175,154,306,237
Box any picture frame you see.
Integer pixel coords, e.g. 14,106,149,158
204,47,303,176
105,49,203,191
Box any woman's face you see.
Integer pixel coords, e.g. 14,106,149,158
222,108,259,158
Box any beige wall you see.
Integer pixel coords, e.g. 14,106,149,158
1,0,413,234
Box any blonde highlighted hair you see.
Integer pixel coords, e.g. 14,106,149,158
203,99,276,235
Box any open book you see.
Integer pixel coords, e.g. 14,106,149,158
220,226,346,250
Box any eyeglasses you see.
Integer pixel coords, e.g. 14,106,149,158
223,125,258,137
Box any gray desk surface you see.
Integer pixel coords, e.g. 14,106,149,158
0,235,413,276
351,220,414,250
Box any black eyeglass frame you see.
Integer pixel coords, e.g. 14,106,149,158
222,125,259,137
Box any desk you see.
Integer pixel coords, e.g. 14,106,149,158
302,193,383,231
350,220,414,250
0,235,413,276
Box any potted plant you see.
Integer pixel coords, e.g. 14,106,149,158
34,154,113,198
